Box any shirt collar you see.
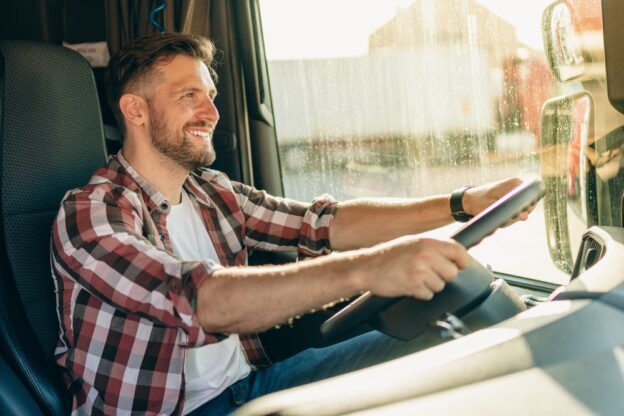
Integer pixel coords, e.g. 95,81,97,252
112,151,213,213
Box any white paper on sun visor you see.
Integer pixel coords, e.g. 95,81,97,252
62,41,110,68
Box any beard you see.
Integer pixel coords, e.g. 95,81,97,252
148,108,216,171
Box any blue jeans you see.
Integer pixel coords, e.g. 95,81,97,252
188,330,423,415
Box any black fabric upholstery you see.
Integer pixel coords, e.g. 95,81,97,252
0,40,107,414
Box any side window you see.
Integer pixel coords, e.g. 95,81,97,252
259,0,569,284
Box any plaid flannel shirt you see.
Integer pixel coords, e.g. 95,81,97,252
51,153,336,415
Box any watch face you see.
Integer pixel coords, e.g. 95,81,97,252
452,211,473,223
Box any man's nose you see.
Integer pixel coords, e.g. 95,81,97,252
198,95,220,123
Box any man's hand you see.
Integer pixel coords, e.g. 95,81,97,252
360,236,471,300
198,235,470,333
462,177,533,222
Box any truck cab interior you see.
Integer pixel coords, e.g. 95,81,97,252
1,0,624,414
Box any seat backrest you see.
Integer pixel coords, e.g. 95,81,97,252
0,40,108,414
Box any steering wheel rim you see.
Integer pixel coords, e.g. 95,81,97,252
320,179,546,342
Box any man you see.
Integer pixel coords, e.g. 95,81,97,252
51,33,526,415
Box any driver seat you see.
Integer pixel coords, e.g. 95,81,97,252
0,40,108,414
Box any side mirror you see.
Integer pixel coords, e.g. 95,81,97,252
540,91,598,273
542,0,604,83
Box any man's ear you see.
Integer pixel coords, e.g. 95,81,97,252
119,93,149,128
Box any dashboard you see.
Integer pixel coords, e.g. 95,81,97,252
235,226,624,415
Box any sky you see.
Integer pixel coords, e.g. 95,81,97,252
259,0,556,60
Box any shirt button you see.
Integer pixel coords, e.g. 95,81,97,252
160,203,169,211
160,235,165,242
171,280,181,293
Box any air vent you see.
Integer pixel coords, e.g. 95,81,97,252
571,234,606,279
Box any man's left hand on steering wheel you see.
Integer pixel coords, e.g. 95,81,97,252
463,177,533,224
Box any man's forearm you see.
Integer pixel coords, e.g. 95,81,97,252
196,250,367,334
328,178,525,251
329,195,453,251
197,233,472,335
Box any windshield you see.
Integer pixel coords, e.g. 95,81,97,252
258,0,595,285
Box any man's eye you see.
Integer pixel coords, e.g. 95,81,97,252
182,92,195,99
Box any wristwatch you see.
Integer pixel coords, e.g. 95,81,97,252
450,185,474,222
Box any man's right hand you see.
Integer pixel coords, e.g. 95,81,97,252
198,235,470,334
357,236,471,300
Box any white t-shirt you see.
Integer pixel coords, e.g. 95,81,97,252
167,190,251,415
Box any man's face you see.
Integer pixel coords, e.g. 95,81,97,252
146,54,220,170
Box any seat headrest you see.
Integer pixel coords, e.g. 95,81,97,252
0,40,108,216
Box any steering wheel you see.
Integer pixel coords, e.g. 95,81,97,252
320,179,546,342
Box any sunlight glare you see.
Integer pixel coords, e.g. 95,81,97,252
260,0,556,60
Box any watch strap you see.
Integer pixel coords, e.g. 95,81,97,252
450,185,474,222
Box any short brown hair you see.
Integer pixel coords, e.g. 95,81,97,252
106,33,217,135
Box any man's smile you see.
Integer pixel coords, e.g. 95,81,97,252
185,128,212,139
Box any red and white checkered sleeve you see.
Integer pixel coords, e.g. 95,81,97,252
231,181,337,257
